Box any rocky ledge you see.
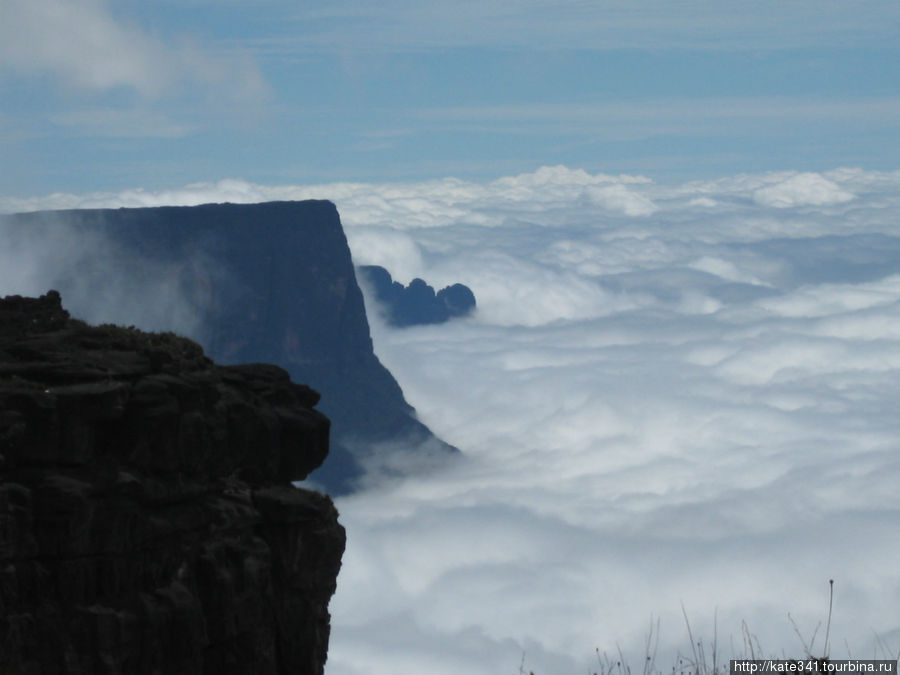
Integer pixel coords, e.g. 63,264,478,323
0,291,345,674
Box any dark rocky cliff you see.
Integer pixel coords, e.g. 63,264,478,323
0,291,345,674
1,201,456,493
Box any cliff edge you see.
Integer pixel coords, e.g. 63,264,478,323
1,200,457,494
0,291,345,674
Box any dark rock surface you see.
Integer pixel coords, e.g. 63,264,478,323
1,201,457,494
358,265,476,327
0,291,345,675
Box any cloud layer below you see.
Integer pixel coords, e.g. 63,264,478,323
4,166,900,673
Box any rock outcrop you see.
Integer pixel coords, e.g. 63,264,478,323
0,291,345,674
358,265,476,327
0,201,457,494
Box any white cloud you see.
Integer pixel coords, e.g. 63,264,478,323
584,184,658,216
688,256,768,286
329,165,900,673
757,276,900,319
345,227,425,283
753,172,856,209
0,0,170,95
5,165,900,673
0,0,264,99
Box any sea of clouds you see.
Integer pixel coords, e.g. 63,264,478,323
4,165,900,674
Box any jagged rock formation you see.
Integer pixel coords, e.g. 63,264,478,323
358,265,476,327
0,201,457,494
0,291,345,675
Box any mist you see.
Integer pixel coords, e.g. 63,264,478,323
4,166,900,673
0,211,219,343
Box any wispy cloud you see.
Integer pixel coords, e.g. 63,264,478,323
412,98,900,140
0,0,265,99
1,0,171,95
275,0,900,54
49,108,196,139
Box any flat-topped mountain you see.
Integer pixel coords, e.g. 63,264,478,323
1,201,457,493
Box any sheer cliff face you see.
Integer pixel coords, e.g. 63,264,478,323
0,291,345,675
1,201,456,493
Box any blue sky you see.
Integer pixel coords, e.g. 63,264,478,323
2,0,899,197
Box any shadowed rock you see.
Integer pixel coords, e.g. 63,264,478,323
358,265,476,327
0,291,345,675
1,201,458,494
